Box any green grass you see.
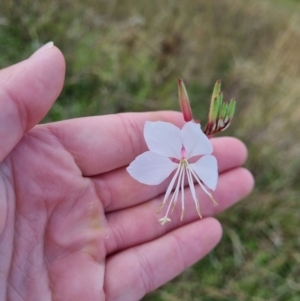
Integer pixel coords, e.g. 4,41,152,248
2,0,300,300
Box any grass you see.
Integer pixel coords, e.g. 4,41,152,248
2,0,300,300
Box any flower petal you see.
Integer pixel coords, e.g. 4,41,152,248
180,122,213,158
126,151,178,185
189,155,218,190
144,121,182,158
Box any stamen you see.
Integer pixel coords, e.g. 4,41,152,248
157,164,182,213
163,198,174,222
196,199,202,219
180,208,185,221
187,162,218,206
158,155,217,224
157,203,164,213
186,167,198,205
170,200,177,214
170,165,184,214
159,216,171,225
181,166,185,219
209,194,218,207
159,163,184,221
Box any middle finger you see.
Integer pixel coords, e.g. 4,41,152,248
92,137,247,212
104,167,253,255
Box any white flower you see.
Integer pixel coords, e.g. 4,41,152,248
127,121,218,225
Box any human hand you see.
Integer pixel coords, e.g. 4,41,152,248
0,44,254,301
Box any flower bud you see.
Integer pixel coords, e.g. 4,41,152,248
178,79,193,122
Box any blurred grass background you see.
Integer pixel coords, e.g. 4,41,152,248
1,0,300,300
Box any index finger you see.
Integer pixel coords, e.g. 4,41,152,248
45,111,185,176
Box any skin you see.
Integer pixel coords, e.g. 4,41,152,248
0,45,254,301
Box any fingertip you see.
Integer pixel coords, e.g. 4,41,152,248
179,217,224,252
30,41,55,57
47,46,66,73
30,42,65,63
202,217,223,247
214,136,248,160
29,43,66,80
230,137,248,162
210,167,254,216
29,44,66,86
240,167,255,194
0,44,66,161
19,45,66,131
211,137,249,173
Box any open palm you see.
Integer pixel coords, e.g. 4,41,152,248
0,45,253,301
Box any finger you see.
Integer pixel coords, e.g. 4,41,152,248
104,217,222,301
0,44,65,161
93,137,248,211
45,111,186,175
105,167,253,255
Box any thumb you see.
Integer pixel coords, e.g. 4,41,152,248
0,42,65,161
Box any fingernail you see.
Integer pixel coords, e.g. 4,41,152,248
31,41,54,57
